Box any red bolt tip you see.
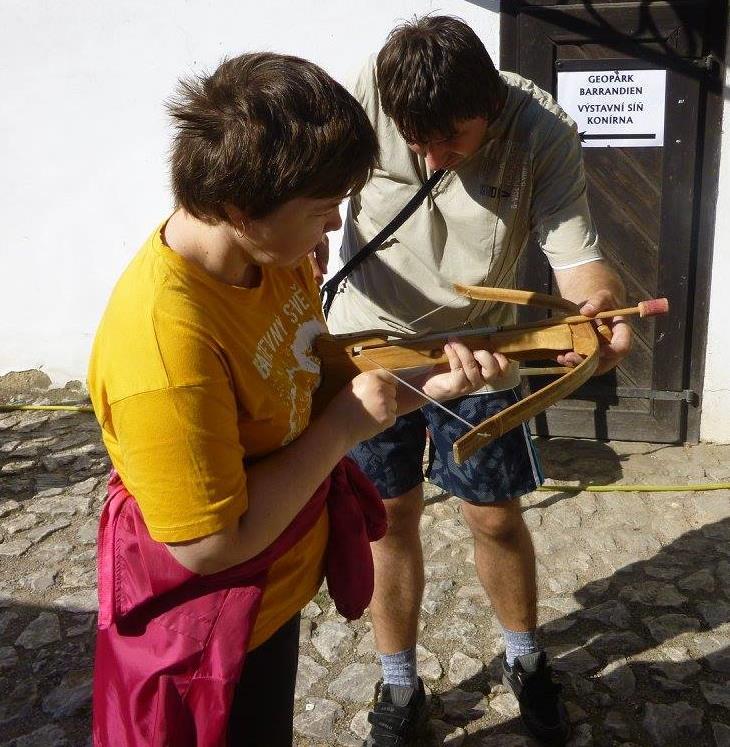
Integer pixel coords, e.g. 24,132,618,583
638,298,669,317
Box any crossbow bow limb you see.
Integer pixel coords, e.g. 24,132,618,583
313,286,668,465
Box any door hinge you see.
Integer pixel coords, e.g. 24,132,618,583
567,386,700,406
615,387,699,406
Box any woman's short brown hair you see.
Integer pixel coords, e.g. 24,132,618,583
376,15,505,144
167,53,378,222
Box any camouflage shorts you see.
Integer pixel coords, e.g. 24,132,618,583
348,388,544,504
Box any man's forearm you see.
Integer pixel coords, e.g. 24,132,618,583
553,260,626,308
552,259,632,375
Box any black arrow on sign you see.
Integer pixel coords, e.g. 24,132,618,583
580,133,656,141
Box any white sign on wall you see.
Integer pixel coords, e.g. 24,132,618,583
557,68,667,148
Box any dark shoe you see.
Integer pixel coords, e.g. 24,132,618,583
364,678,428,746
503,651,570,746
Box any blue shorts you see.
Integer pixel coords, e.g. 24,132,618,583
349,388,544,505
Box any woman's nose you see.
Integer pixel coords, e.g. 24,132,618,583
325,208,342,232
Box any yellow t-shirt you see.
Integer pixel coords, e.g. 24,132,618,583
88,223,329,648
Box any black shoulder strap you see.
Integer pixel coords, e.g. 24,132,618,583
320,169,446,318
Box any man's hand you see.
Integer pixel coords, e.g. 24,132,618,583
553,262,632,376
418,340,512,402
307,235,329,285
555,289,632,375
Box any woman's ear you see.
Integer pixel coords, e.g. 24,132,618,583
223,203,248,237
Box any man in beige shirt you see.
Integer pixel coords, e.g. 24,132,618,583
326,15,631,747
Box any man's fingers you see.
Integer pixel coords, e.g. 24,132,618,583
552,306,634,377
447,341,486,387
579,290,622,317
369,368,398,391
606,318,632,355
491,352,512,377
472,349,505,380
556,352,582,368
443,342,461,371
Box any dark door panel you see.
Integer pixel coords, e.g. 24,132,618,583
500,0,726,443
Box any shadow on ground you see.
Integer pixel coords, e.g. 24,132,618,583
0,600,94,746
432,513,730,746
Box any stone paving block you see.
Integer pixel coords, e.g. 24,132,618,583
642,701,704,745
41,669,93,718
713,721,730,747
15,611,61,649
10,723,69,746
327,663,382,704
294,698,344,741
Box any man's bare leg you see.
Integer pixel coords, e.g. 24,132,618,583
365,487,429,745
370,491,537,651
369,483,425,654
460,498,570,742
460,498,537,632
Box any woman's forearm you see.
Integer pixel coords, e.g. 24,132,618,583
166,370,397,574
165,412,351,574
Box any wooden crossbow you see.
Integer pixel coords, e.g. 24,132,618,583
313,286,668,465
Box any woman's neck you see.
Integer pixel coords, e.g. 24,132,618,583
163,209,261,288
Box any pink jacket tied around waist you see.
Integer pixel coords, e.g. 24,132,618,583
93,457,386,746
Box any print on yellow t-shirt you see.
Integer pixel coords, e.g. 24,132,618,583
251,286,326,445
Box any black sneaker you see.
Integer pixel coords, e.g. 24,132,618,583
502,651,570,746
364,678,428,746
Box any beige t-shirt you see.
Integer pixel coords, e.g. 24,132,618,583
328,57,602,389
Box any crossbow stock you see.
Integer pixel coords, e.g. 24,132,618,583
313,286,668,465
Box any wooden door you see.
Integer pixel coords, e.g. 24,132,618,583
501,0,726,442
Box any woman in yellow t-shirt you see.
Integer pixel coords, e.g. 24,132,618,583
89,52,509,745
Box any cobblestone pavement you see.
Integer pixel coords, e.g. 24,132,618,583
1,391,729,746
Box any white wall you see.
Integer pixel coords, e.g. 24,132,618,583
0,0,498,385
2,1,728,443
699,16,730,442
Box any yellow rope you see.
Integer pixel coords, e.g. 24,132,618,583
0,403,94,413
538,483,730,492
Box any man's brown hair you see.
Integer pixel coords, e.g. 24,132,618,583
167,52,378,222
376,15,505,144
